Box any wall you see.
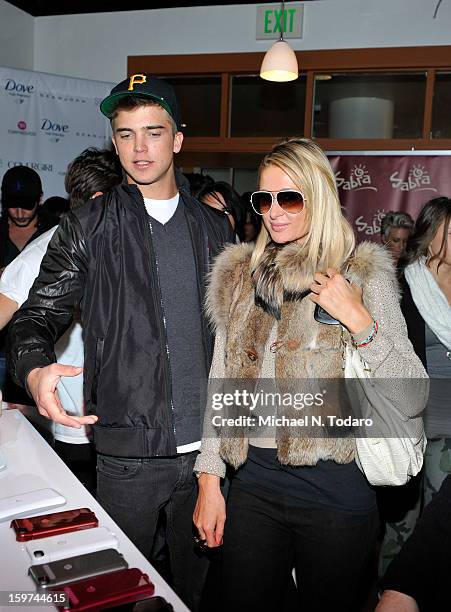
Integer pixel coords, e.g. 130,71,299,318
0,0,33,70
33,0,451,83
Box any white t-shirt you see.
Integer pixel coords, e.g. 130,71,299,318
143,193,179,225
0,227,88,444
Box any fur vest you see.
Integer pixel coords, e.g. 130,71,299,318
206,240,395,469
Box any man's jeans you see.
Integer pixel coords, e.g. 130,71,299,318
96,451,208,611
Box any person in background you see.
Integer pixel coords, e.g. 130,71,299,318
198,180,244,237
0,166,46,401
380,211,414,264
377,475,451,612
377,208,420,577
39,196,70,229
193,138,427,612
185,171,214,199
0,148,122,495
0,166,44,270
241,191,262,243
378,197,451,577
8,75,233,611
403,198,451,505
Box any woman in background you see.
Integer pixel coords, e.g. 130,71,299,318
198,180,244,238
403,197,451,504
380,210,414,265
377,197,451,611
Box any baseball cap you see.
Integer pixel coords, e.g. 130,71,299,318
1,166,42,209
100,74,182,130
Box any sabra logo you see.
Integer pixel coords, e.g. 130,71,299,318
41,119,69,133
390,165,438,193
354,209,386,236
335,165,377,192
5,78,34,94
17,121,27,130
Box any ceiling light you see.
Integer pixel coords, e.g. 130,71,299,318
260,2,299,82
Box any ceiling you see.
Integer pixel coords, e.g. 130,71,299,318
7,1,257,17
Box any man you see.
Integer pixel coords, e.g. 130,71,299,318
0,165,44,270
8,75,233,610
0,166,46,400
0,148,122,495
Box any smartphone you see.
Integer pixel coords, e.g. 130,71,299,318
55,568,155,611
0,488,66,522
29,549,128,589
103,596,174,611
12,508,98,542
25,526,118,565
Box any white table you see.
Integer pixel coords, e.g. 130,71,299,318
0,408,189,612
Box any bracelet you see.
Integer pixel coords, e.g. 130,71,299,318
354,319,379,348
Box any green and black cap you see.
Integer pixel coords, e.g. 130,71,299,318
100,74,182,130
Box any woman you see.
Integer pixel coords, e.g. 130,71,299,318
377,197,451,612
380,211,414,265
403,198,451,505
193,139,427,611
198,180,244,235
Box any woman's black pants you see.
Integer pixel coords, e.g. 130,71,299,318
221,479,379,612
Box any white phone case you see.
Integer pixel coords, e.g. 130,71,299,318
0,488,65,522
25,526,119,564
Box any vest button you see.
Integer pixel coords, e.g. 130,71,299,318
245,348,258,362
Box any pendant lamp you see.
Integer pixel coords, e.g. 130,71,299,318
260,1,299,82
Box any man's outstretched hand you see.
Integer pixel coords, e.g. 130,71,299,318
27,364,98,428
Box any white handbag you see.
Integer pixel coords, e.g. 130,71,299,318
343,340,426,487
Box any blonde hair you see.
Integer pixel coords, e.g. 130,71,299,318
250,138,355,274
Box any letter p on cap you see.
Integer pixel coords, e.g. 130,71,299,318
128,74,146,91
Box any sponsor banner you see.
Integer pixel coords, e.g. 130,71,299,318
328,155,451,241
0,66,113,205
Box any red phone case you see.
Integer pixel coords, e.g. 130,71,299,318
55,568,155,611
11,508,98,541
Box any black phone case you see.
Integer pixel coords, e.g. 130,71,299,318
313,303,340,325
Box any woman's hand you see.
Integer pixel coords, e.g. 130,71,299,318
309,268,373,334
193,473,226,548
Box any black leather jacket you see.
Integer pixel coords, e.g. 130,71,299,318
8,183,234,457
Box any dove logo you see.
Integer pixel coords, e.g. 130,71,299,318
41,119,69,133
5,79,34,94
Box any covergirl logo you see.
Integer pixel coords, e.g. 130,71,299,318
390,165,438,192
335,165,377,192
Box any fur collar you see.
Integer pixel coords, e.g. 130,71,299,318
207,240,396,328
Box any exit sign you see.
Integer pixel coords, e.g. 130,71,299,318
256,3,304,40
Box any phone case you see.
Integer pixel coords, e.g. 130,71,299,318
128,597,174,611
314,304,340,326
104,596,174,612
55,568,155,611
12,508,98,542
25,526,118,565
0,488,66,522
29,549,128,589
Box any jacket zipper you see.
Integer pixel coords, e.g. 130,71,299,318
145,215,177,450
185,203,212,373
